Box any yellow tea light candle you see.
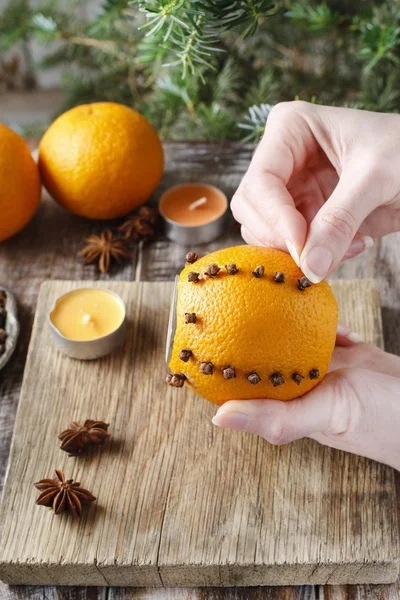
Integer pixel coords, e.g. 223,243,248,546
51,288,124,341
159,183,228,245
49,288,127,360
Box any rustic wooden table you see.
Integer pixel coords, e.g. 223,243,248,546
0,141,399,600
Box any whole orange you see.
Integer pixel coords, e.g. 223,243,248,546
38,102,164,219
0,123,41,242
167,246,338,405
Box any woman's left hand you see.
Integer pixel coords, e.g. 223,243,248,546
212,327,400,471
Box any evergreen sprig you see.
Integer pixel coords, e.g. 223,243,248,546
200,0,279,37
238,103,272,141
2,1,400,142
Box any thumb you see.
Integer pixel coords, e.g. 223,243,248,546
212,371,352,445
299,167,378,283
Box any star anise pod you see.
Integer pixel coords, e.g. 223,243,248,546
58,419,110,456
34,469,96,517
119,206,158,241
137,206,158,226
80,230,131,273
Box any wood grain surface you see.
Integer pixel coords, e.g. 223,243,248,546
0,141,399,599
0,279,398,587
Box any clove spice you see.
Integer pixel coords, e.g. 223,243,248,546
186,251,199,265
273,271,285,283
252,265,264,278
185,312,196,324
200,362,214,375
166,373,187,388
179,349,193,362
204,263,220,278
188,272,200,283
247,371,261,385
309,369,320,380
298,277,311,291
222,366,236,380
270,372,285,387
225,264,238,275
292,372,304,385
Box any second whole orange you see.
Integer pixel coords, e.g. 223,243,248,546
39,102,164,219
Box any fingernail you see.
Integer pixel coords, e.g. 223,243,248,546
348,331,363,344
212,412,250,431
363,235,374,249
285,239,300,266
301,247,333,284
337,323,351,336
337,323,363,344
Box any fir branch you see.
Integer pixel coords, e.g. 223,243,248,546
358,23,400,72
3,0,400,140
212,57,242,105
244,67,280,107
286,2,341,33
358,71,400,112
163,16,222,79
196,102,240,139
200,0,280,38
134,0,279,78
238,103,273,141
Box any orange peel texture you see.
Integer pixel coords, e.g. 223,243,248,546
168,245,338,405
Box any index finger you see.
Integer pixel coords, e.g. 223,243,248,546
231,102,315,262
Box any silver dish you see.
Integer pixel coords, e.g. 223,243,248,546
0,286,20,371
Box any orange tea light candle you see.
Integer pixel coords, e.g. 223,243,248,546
49,288,127,360
159,183,228,245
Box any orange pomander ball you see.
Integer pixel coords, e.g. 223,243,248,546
167,245,338,405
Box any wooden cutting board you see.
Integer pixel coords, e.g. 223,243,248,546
0,280,398,587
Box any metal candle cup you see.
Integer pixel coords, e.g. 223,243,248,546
159,183,228,245
49,288,127,360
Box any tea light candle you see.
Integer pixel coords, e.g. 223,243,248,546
159,183,228,245
49,288,127,360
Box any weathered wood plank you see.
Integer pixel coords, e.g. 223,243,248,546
0,280,397,587
332,234,400,357
320,580,400,600
110,587,316,599
0,585,106,600
0,281,177,586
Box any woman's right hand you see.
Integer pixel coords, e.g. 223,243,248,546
231,102,400,282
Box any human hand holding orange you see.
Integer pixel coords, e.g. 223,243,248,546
220,103,400,470
213,330,400,472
